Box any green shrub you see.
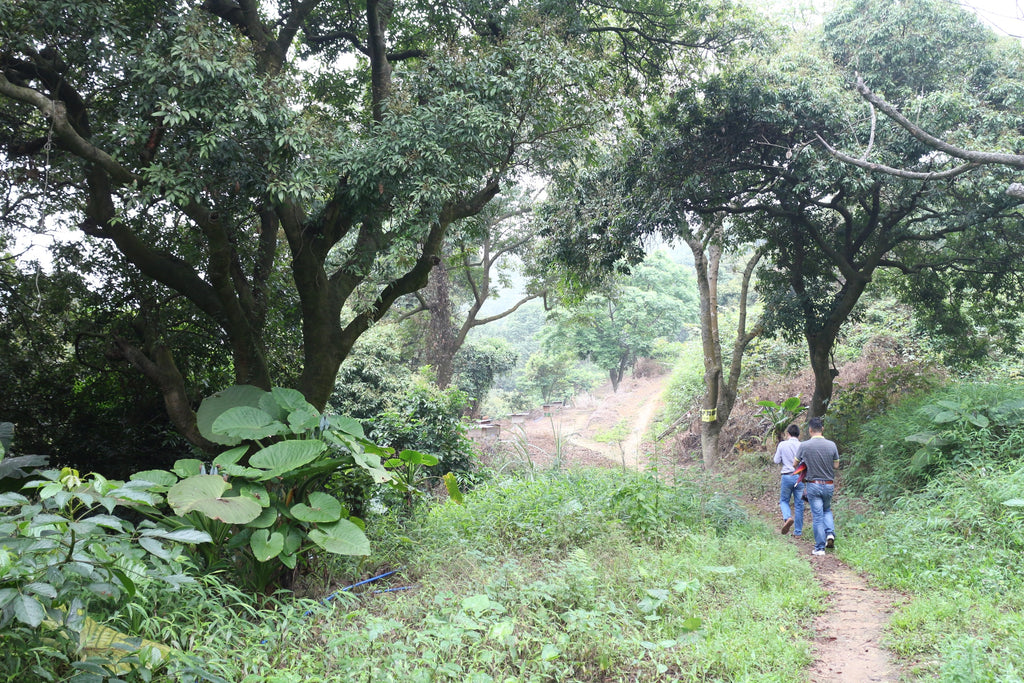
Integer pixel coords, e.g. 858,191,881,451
844,381,1024,501
828,362,943,451
369,373,477,480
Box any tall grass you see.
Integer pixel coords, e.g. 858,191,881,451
181,469,822,682
838,381,1024,681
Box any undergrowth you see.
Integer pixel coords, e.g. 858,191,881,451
837,381,1024,682
185,468,822,682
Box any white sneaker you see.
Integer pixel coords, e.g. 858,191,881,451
826,534,835,548
812,549,825,556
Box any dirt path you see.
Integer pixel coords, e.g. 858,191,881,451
786,543,898,682
491,372,904,682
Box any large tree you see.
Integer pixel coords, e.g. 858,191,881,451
562,0,1024,418
0,0,749,452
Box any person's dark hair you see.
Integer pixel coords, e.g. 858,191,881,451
786,424,800,437
808,416,824,432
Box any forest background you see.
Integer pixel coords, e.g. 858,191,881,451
2,0,1024,680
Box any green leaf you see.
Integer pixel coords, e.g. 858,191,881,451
14,594,45,627
167,475,262,524
197,385,267,446
932,410,959,424
249,441,327,480
213,406,287,441
1002,499,1024,507
141,528,212,544
967,412,989,429
173,459,203,478
911,448,932,472
540,644,561,661
681,617,703,631
250,529,285,561
291,492,343,523
235,482,271,507
0,492,30,506
443,472,463,504
352,451,392,483
781,396,803,412
129,469,178,487
398,449,438,466
328,415,365,438
288,406,321,433
307,519,370,556
24,582,57,600
139,537,172,560
213,446,249,467
248,507,278,528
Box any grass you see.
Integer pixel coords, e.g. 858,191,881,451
835,464,1024,682
162,468,824,682
830,380,1024,681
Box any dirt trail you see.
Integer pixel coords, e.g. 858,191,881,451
805,553,900,682
492,372,903,682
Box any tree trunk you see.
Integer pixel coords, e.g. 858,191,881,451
808,335,838,417
422,262,460,388
700,419,723,470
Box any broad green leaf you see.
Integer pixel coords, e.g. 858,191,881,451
173,459,203,478
1003,499,1024,507
140,528,212,544
398,449,438,466
307,519,370,556
248,507,278,528
280,552,297,569
250,529,284,561
328,415,365,438
967,412,989,429
167,475,262,524
249,441,327,480
911,448,932,472
681,617,703,631
262,388,314,419
443,472,463,504
932,410,959,424
213,406,287,441
14,594,45,627
288,406,321,433
352,451,392,483
24,582,57,600
540,644,561,661
197,385,267,446
0,492,29,506
213,446,249,467
235,482,271,507
282,528,303,555
291,492,343,523
781,397,803,411
139,537,171,560
129,470,178,487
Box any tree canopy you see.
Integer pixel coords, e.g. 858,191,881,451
548,0,1024,416
0,0,750,453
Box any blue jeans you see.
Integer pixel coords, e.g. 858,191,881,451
805,482,835,551
779,473,804,535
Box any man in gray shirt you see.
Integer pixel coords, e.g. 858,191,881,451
797,416,838,556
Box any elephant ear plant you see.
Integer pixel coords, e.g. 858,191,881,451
136,386,416,591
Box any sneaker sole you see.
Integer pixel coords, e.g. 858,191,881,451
825,536,834,548
781,519,794,534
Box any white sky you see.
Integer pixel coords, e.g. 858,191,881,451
960,0,1024,37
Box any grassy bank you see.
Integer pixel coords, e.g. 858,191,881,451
834,381,1024,681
